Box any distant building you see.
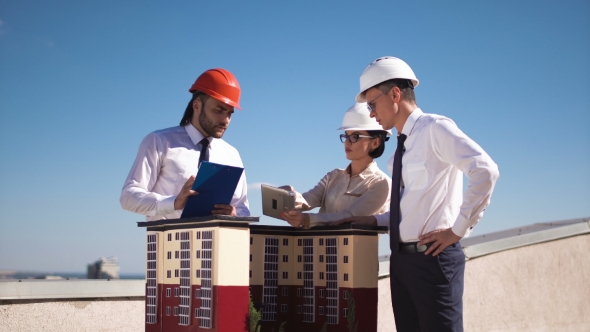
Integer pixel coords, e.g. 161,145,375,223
138,216,385,332
87,257,120,279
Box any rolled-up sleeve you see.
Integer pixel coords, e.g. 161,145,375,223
307,175,391,226
431,119,500,237
299,170,334,211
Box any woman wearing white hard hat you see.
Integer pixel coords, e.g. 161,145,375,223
280,103,392,229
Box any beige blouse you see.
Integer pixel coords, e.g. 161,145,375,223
295,161,391,226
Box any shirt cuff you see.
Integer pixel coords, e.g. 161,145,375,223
451,216,473,238
158,196,177,216
375,213,390,228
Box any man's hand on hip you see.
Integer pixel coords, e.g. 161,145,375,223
418,228,462,256
174,176,198,210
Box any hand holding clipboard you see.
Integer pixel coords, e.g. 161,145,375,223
180,161,244,218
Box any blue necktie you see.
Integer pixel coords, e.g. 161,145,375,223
389,134,407,254
198,138,210,167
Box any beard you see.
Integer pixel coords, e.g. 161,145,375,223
199,110,226,138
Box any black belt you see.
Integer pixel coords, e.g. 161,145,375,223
398,242,431,254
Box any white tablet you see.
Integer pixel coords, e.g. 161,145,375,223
261,184,295,220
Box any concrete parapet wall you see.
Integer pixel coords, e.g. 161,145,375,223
377,233,590,331
0,298,144,332
2,234,588,331
463,233,590,331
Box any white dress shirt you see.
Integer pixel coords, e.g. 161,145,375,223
376,108,499,241
295,162,391,226
120,124,250,220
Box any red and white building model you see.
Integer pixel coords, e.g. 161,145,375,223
138,216,386,332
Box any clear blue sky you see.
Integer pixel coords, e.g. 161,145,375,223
0,0,588,274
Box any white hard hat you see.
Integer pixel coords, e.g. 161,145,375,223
337,103,392,135
356,56,419,102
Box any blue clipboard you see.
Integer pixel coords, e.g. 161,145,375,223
180,161,244,219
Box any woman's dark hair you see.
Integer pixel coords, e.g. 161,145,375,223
179,91,210,126
367,130,389,158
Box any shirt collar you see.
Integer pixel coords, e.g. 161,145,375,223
346,161,379,179
401,108,423,136
184,124,212,147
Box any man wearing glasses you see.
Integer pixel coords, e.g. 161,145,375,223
120,68,250,220
336,57,499,331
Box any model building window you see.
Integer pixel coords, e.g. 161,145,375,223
196,270,200,278
283,255,288,262
195,289,200,298
297,305,302,314
344,273,349,281
175,232,179,241
196,250,200,259
175,269,179,277
298,239,302,246
319,238,324,246
196,231,200,240
283,238,288,246
175,288,179,297
199,231,213,328
343,290,349,299
297,255,302,262
146,235,158,325
167,233,172,241
343,308,348,317
195,308,199,318
262,237,279,322
167,270,171,278
282,271,288,279
281,304,288,312
319,255,324,263
249,270,252,278
319,306,324,315
297,288,302,297
297,272,302,279
344,238,348,245
319,289,324,298
167,251,171,260
250,237,253,245
175,251,179,259
344,256,349,263
319,272,324,280
326,237,339,325
302,238,315,323
166,288,171,297
282,287,288,296
166,306,171,316
174,307,178,316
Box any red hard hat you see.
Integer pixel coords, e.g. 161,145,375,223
189,68,242,110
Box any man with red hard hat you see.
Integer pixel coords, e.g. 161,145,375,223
335,57,499,331
120,68,249,220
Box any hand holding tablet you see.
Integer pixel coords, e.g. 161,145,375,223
261,184,296,220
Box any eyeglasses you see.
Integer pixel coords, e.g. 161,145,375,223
340,133,376,143
366,92,386,112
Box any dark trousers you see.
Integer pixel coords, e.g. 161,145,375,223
389,242,466,332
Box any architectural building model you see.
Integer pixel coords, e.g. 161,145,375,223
138,216,386,332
